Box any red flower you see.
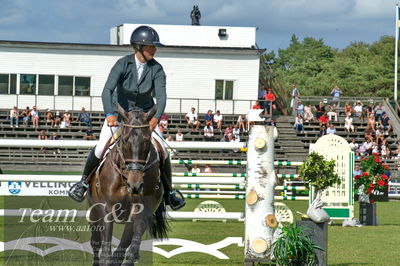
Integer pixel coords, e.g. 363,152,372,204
366,187,373,194
374,157,380,163
372,153,379,156
369,198,375,204
378,179,386,187
384,164,389,170
382,174,389,180
355,175,361,180
362,172,369,177
369,183,375,189
361,158,366,161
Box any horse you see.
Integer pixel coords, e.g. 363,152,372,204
87,105,168,266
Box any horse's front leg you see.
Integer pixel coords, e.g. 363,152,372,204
122,217,148,266
111,222,134,266
99,220,114,266
90,222,102,266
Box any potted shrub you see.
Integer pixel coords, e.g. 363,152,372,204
273,223,322,266
299,152,341,222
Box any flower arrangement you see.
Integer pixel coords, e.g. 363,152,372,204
354,153,389,201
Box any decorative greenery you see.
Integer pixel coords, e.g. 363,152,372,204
298,152,341,191
273,223,322,266
355,153,389,197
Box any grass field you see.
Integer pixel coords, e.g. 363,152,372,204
0,171,399,265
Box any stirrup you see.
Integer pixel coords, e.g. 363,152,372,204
168,189,186,211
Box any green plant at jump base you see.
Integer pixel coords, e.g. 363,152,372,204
298,152,341,192
272,223,322,266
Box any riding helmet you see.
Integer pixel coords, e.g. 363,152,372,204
130,26,164,47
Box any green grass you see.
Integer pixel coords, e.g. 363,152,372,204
0,171,399,265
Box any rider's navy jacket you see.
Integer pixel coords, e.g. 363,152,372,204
102,54,167,120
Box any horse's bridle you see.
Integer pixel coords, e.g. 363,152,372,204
118,123,150,172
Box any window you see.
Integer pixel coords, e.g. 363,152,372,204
0,74,17,94
215,80,234,100
38,75,55,95
20,74,36,95
75,77,90,96
58,76,73,96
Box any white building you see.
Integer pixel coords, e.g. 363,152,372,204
0,24,262,114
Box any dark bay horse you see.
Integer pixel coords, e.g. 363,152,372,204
87,105,168,266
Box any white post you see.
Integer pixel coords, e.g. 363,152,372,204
244,125,278,261
395,4,399,101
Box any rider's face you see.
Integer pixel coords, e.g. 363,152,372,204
141,45,157,61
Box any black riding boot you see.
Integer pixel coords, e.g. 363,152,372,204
161,155,186,210
68,148,100,202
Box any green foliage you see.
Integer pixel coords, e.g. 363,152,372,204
260,35,397,107
272,223,322,266
298,152,341,190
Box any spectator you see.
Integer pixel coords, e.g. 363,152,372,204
185,107,200,131
191,164,201,174
291,84,300,114
364,127,374,142
330,85,342,107
354,165,362,177
84,126,96,140
264,88,276,113
314,101,325,120
50,132,61,154
204,110,213,127
375,126,385,143
319,113,329,130
224,124,233,137
204,164,213,173
379,112,392,134
381,142,391,160
294,114,305,133
327,105,338,122
344,102,352,117
9,106,19,128
176,129,184,142
366,103,375,118
160,113,169,129
319,124,327,137
203,125,214,141
165,135,174,142
303,104,314,122
258,87,267,102
21,106,31,127
54,111,62,127
327,123,336,134
38,130,47,152
345,114,355,133
353,101,364,121
64,111,72,128
237,114,248,132
363,139,373,155
297,100,304,116
232,125,240,141
76,107,92,127
45,109,55,128
358,142,367,157
349,138,359,153
30,106,39,128
213,110,223,131
367,113,376,133
252,101,262,109
374,102,385,121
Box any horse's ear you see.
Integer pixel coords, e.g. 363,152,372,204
144,105,157,122
116,104,128,121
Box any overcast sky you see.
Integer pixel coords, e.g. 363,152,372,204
0,0,399,52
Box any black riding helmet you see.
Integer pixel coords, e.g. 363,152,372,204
130,26,164,47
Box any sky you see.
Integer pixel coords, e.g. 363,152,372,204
0,0,399,53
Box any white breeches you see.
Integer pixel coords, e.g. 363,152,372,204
94,120,166,159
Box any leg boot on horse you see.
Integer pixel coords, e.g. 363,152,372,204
160,154,185,210
68,148,99,202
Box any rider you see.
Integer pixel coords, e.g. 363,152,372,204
68,25,186,210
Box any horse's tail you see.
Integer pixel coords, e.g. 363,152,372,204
149,200,169,239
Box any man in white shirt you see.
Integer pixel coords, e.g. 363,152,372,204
203,125,214,141
353,101,363,120
213,110,223,131
349,138,358,152
185,107,200,131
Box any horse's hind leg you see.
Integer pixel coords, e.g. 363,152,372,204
90,222,102,266
122,218,148,266
111,222,134,266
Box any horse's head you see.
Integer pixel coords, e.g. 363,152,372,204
116,104,157,194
